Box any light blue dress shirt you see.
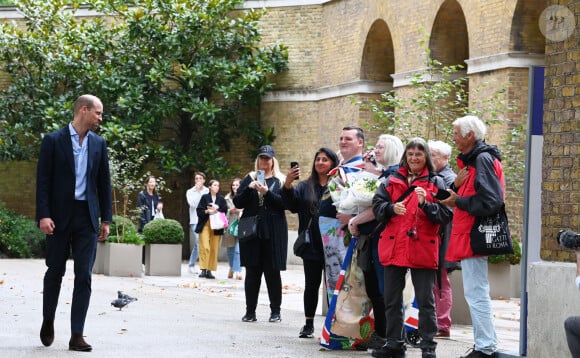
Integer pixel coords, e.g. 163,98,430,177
69,123,90,201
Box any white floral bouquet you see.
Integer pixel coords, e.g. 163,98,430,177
328,170,379,214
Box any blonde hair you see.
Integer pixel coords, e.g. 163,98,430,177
252,156,286,183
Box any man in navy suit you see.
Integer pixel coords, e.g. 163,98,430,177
36,94,112,352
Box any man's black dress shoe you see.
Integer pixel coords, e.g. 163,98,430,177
69,334,92,352
40,320,54,347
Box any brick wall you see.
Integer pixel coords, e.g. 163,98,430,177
0,161,37,219
541,0,579,261
0,1,563,242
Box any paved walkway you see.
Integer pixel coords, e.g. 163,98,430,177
0,259,521,357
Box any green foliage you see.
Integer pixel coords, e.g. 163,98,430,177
488,238,522,265
0,0,288,181
357,32,526,204
106,215,144,245
0,202,45,258
142,219,184,244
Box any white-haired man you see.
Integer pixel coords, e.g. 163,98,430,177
441,115,504,358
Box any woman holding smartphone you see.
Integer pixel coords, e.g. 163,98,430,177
282,147,339,338
233,145,288,323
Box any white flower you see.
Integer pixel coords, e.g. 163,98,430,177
328,171,379,214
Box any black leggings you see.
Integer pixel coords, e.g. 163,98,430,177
565,316,580,357
244,263,282,315
303,259,324,318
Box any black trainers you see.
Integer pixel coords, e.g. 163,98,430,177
205,271,215,279
299,325,314,338
269,313,281,322
371,344,407,358
241,313,257,322
198,269,207,278
355,332,387,351
460,347,496,358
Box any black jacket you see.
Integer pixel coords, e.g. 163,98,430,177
195,193,228,235
233,173,288,270
281,180,327,261
36,126,112,234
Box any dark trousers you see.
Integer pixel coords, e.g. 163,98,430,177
43,201,97,335
359,234,386,337
244,240,282,315
384,265,437,351
303,258,324,318
565,316,580,357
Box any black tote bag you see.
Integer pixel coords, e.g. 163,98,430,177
470,204,514,256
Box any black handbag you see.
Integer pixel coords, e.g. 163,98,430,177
237,216,258,243
293,218,312,257
470,204,514,256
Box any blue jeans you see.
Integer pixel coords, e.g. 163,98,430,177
461,257,497,355
227,240,241,272
188,224,199,267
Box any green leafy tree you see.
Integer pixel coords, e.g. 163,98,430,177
357,37,525,254
358,43,524,195
0,0,288,182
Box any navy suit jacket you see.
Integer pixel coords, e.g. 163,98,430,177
36,126,113,234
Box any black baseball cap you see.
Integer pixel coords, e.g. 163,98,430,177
257,145,275,158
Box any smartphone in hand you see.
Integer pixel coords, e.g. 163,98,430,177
435,189,451,200
257,170,265,185
290,161,299,180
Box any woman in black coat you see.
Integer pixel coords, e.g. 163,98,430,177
233,145,288,323
281,147,339,338
195,179,227,279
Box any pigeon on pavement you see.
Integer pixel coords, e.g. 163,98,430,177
117,291,138,302
111,291,138,310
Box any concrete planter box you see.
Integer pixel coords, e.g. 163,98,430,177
145,244,182,276
449,269,472,325
488,262,521,299
450,262,521,325
103,242,143,277
92,241,106,274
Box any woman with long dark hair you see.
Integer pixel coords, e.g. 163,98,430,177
282,147,339,338
195,179,227,279
223,178,243,280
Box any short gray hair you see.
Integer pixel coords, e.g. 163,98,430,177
377,134,404,167
453,115,487,140
428,140,452,158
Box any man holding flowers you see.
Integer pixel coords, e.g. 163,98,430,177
326,125,387,350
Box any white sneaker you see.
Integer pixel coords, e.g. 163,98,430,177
188,266,198,274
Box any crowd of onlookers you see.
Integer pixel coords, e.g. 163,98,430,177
34,94,506,357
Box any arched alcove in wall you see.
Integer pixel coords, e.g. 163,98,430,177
360,19,394,82
429,0,469,67
510,0,546,53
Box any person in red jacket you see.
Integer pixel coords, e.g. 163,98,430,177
371,138,452,358
441,115,505,358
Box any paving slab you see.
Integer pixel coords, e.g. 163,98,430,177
0,259,520,357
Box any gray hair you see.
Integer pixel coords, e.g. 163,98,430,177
378,134,404,167
428,140,452,158
453,115,487,140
